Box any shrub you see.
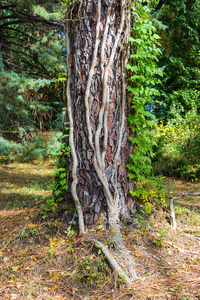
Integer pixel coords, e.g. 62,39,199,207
0,131,62,163
152,109,200,180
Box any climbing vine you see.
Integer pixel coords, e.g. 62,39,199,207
127,3,165,212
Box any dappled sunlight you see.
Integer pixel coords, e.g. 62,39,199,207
0,161,54,209
1,187,52,196
0,207,36,217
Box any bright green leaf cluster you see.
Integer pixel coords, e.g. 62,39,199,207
127,3,162,183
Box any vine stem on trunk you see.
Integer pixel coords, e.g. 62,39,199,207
66,20,85,234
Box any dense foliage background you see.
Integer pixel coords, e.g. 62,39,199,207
0,0,200,180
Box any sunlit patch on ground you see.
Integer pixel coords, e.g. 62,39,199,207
0,161,55,209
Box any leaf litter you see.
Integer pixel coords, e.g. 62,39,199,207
0,162,200,299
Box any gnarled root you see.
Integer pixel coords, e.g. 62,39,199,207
85,233,137,285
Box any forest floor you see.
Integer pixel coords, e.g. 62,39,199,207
0,161,200,300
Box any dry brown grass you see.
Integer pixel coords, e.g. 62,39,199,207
0,163,200,299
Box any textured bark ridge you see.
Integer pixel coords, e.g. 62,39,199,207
66,0,135,232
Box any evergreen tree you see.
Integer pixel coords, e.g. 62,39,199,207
154,0,200,120
0,0,66,136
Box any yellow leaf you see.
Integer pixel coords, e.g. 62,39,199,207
50,241,56,246
135,253,141,257
27,224,36,228
113,256,117,259
51,273,60,280
97,225,104,230
48,270,52,275
24,217,29,221
12,265,20,271
25,267,30,270
7,280,15,284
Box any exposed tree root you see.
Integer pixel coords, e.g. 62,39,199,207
170,191,200,230
85,233,137,285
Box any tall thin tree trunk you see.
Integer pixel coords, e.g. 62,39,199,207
65,0,135,233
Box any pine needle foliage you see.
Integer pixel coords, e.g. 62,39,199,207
0,0,67,159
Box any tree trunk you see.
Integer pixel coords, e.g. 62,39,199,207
65,0,135,234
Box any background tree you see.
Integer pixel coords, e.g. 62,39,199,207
153,0,200,120
0,0,66,144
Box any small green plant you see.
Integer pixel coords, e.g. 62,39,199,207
118,275,126,284
80,255,110,287
175,206,191,217
65,223,75,237
49,244,54,257
25,228,38,237
130,177,166,215
41,123,70,217
153,230,168,248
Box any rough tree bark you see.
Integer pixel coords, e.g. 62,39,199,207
65,0,137,283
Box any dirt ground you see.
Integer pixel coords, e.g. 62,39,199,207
0,162,200,299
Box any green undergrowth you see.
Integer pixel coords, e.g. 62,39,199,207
127,3,165,213
40,124,70,217
153,109,200,180
0,131,62,163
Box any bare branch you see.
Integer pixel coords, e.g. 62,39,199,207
170,191,200,230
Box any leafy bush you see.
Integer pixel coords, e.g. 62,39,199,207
0,136,24,162
152,109,200,180
0,131,62,163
